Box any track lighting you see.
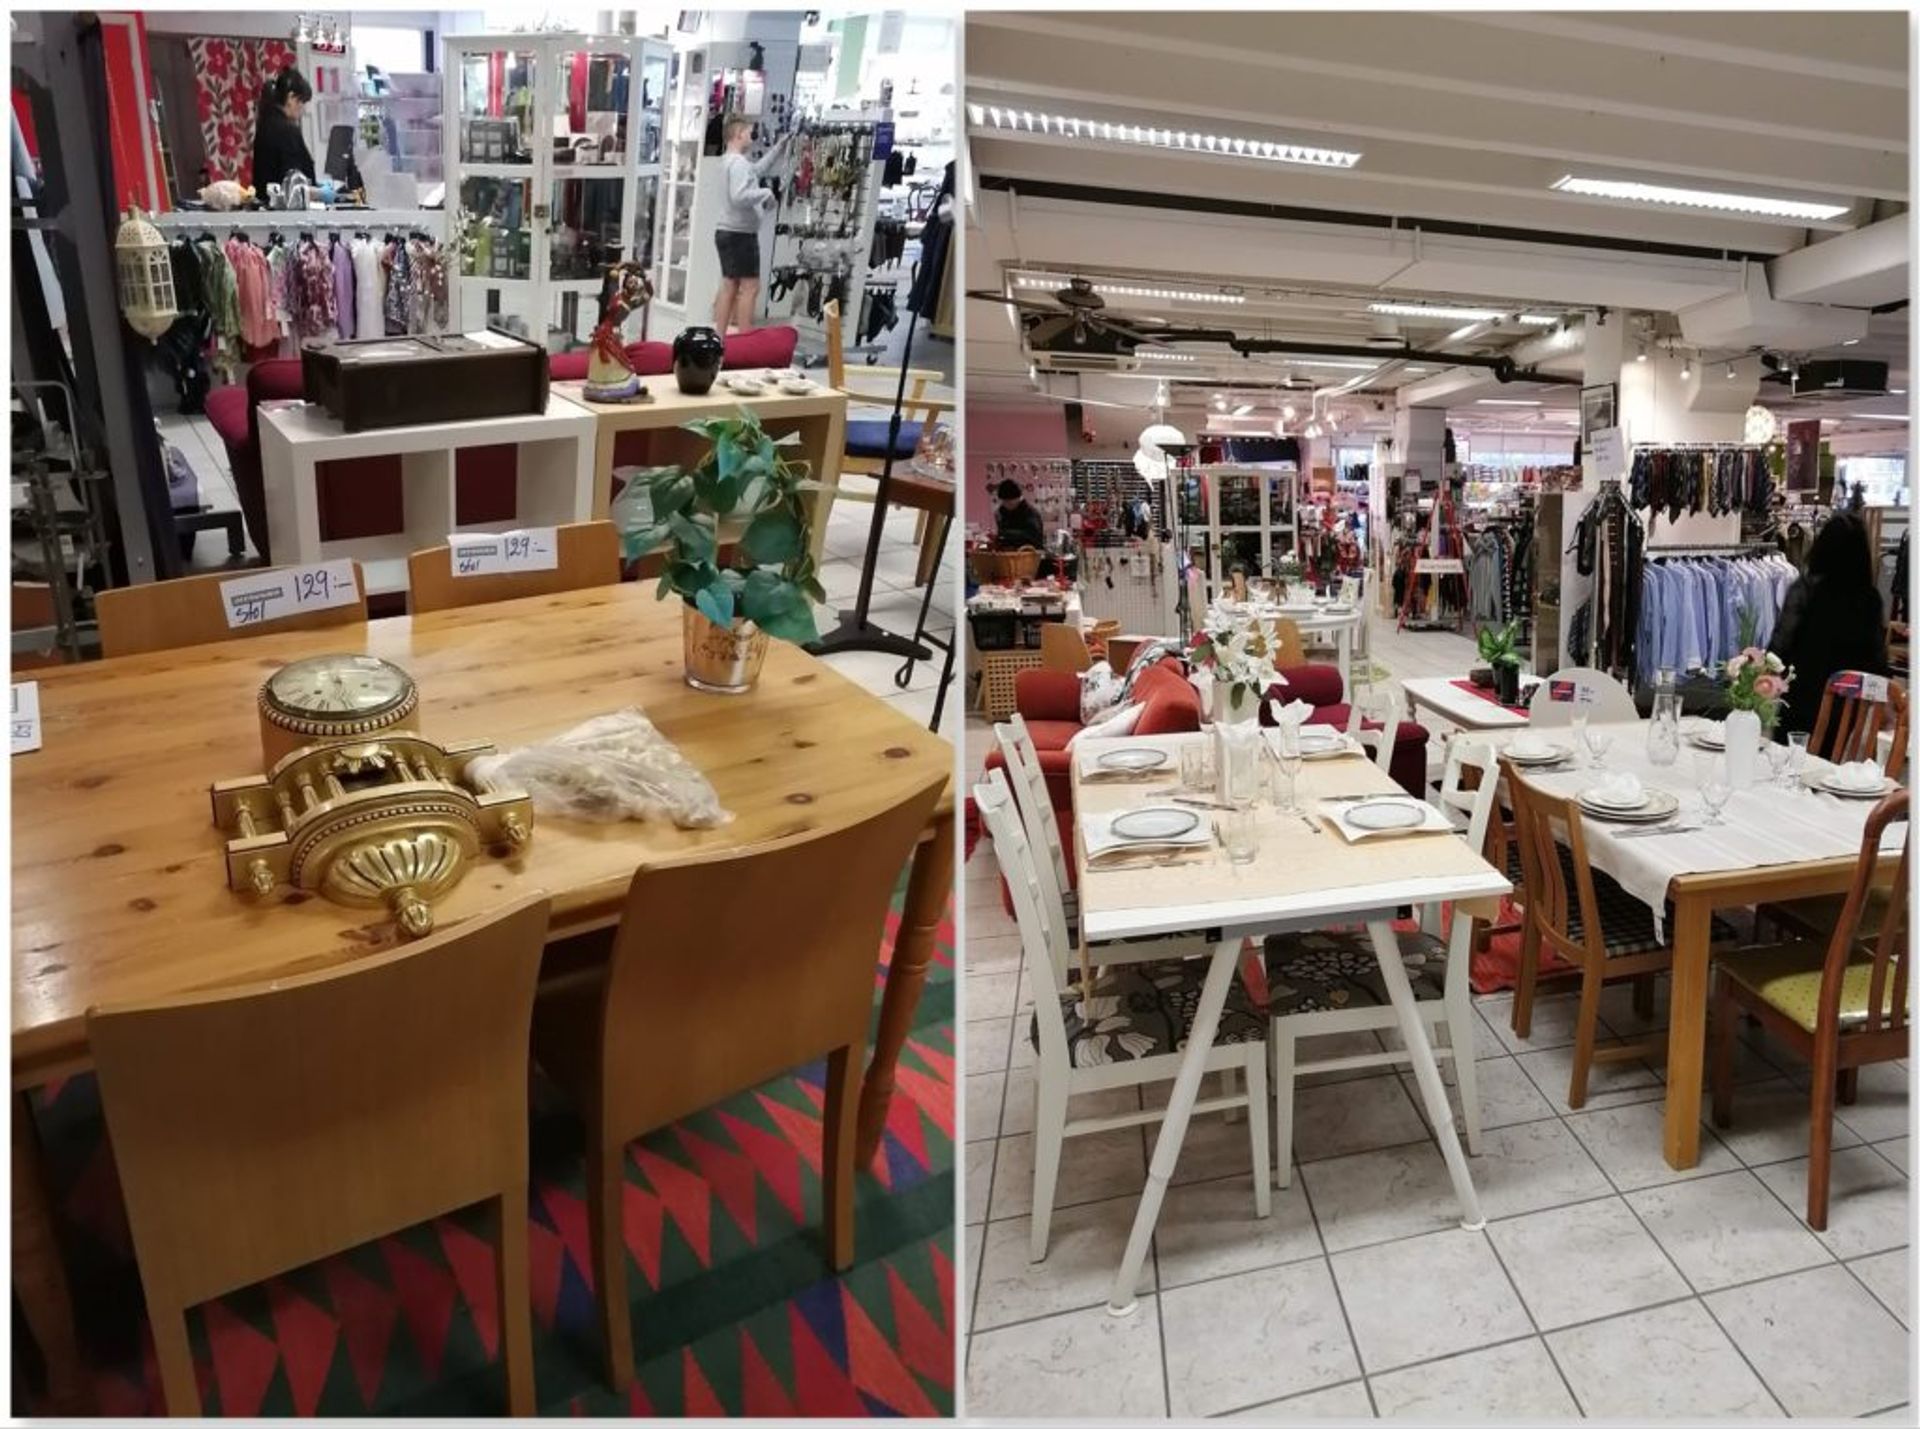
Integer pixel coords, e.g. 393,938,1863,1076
1681,357,1692,380
972,106,1362,169
1727,364,1737,380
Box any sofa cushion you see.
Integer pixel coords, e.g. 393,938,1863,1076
204,384,249,449
550,340,677,384
845,418,924,460
723,326,799,369
1264,662,1343,713
1023,719,1081,753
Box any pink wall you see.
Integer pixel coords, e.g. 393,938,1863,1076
964,400,1068,527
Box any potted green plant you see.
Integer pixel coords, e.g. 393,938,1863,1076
1476,618,1525,706
612,409,824,694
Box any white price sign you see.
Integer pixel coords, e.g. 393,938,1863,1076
1590,426,1626,478
448,527,560,577
11,681,42,755
219,560,360,629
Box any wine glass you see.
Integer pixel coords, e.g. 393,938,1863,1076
1273,726,1304,813
1763,741,1790,788
1572,711,1591,765
1585,727,1614,770
1695,749,1732,825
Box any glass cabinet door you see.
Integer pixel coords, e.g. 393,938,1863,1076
457,175,539,340
453,44,539,167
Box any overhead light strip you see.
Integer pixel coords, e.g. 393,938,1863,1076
1477,399,1542,407
1137,349,1197,361
1371,302,1507,322
1551,174,1849,222
1011,273,1244,305
973,106,1361,169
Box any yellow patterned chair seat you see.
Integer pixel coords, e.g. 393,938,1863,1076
1719,942,1907,1034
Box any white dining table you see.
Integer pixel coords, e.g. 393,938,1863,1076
1212,600,1365,689
1487,718,1903,1167
1402,674,1533,732
1073,731,1511,1313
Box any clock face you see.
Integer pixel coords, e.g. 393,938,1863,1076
265,655,413,720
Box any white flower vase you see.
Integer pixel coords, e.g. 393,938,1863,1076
1723,708,1762,788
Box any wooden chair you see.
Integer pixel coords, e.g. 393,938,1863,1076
1039,621,1092,674
977,769,1268,1261
88,895,551,1416
1526,666,1638,727
1265,739,1503,1179
407,521,622,615
1270,616,1306,669
821,298,954,487
528,774,945,1390
1712,790,1909,1229
1809,671,1908,780
1505,763,1738,1107
95,561,369,659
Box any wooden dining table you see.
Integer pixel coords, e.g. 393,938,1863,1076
11,582,953,1409
1485,718,1901,1170
1072,730,1510,1314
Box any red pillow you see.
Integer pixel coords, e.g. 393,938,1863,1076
722,326,799,369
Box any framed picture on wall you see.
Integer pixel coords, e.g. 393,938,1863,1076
1580,383,1617,442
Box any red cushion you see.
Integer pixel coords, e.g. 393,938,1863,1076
630,340,674,376
723,326,798,369
1272,663,1344,709
1022,718,1081,753
1013,669,1084,724
204,384,249,449
1134,681,1202,736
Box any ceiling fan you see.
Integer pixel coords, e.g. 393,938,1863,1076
966,276,1176,350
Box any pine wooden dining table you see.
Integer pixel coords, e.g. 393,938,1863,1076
10,581,953,1410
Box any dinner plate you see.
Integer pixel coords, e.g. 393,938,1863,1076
1583,787,1650,811
1506,743,1570,766
1689,724,1727,749
1097,747,1169,772
1818,773,1895,799
1577,789,1681,822
1111,807,1201,841
1343,799,1427,831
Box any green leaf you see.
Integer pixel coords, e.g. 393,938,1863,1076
741,508,802,566
694,581,734,628
668,511,715,564
650,470,696,519
755,602,821,644
801,574,827,604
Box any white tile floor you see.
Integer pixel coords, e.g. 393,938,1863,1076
959,619,1911,1420
153,406,956,733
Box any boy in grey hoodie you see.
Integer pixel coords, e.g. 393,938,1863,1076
712,115,794,332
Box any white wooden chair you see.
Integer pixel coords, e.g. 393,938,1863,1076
1527,666,1638,727
1342,692,1400,773
992,715,1207,983
976,770,1271,1260
1262,739,1503,1184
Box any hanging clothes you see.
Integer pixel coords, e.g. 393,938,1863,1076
288,237,336,340
330,236,356,340
383,237,412,336
223,237,278,352
1571,482,1644,681
351,236,385,339
1633,551,1798,687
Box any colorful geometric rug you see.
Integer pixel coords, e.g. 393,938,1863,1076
14,882,955,1417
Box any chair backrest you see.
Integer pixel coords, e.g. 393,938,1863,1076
1819,788,1909,1041
591,773,945,1137
406,520,622,615
976,770,1073,1069
1345,692,1398,771
822,298,850,390
1527,666,1638,727
1810,672,1909,780
993,715,1076,962
1270,616,1306,668
1503,761,1607,967
87,895,550,1311
1436,737,1502,855
95,561,369,659
1039,621,1092,673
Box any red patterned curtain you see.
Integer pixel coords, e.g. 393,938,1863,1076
188,36,298,186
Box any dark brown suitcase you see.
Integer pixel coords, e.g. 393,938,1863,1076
300,331,551,433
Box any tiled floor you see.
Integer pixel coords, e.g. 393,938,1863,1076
959,620,1911,1420
154,380,955,734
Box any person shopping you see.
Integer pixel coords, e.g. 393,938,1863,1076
711,115,793,333
993,479,1047,551
1767,511,1890,738
250,65,316,192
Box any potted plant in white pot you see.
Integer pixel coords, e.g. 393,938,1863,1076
613,409,824,693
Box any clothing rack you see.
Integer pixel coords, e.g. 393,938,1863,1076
1648,542,1778,557
152,209,445,236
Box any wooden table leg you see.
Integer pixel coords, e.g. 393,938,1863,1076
12,1090,88,1413
857,814,956,1166
1663,892,1715,1169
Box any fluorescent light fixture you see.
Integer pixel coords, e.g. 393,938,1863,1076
1477,399,1541,407
1280,358,1384,372
1515,314,1559,326
1370,302,1507,322
1010,273,1243,305
1231,403,1254,417
1550,174,1849,222
1445,324,1483,344
973,106,1361,168
1842,338,1861,346
1137,349,1196,362
1852,413,1909,421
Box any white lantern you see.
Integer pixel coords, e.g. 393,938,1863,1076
1744,403,1778,445
115,207,177,340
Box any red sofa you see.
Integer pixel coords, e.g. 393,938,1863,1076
985,659,1430,841
205,327,802,561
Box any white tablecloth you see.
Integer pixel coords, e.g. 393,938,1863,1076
1493,720,1900,930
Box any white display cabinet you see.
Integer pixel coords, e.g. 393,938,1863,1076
442,33,671,351
1185,463,1300,598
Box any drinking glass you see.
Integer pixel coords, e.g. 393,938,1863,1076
1786,731,1811,791
1695,749,1732,825
1222,807,1259,865
1572,711,1591,765
1763,741,1790,788
1180,743,1213,793
1273,727,1304,813
1585,727,1614,769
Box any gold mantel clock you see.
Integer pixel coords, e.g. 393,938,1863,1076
212,654,532,937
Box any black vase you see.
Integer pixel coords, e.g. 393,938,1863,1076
672,326,726,395
1493,662,1521,707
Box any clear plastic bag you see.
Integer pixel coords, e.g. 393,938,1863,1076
468,708,730,828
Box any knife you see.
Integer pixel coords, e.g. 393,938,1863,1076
1613,824,1702,839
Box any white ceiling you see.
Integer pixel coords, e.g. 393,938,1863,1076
965,10,1910,443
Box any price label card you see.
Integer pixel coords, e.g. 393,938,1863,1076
11,681,42,755
448,527,559,577
219,560,360,629
1415,558,1465,576
1548,679,1601,705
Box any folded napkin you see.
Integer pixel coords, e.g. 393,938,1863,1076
1083,808,1214,860
1269,698,1315,731
1591,772,1646,806
1510,731,1556,759
1830,760,1886,791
